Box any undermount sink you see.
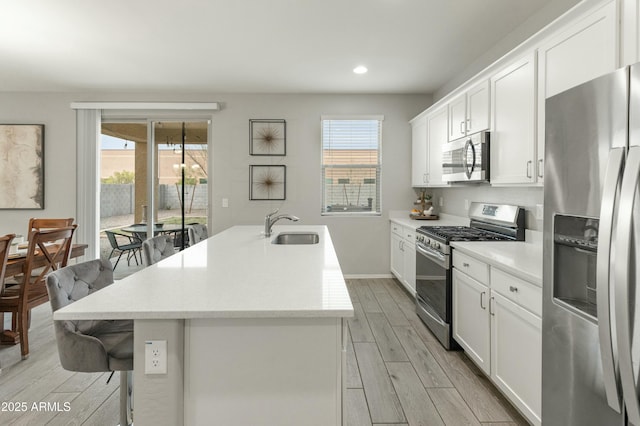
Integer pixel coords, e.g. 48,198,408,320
272,232,319,245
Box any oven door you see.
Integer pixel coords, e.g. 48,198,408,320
415,242,451,322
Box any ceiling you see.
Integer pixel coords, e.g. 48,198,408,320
1,0,576,95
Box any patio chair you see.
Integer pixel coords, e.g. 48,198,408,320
105,230,142,270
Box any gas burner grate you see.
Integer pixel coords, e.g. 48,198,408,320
417,225,514,243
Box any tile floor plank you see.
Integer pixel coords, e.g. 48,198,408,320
348,302,375,343
46,373,119,426
386,362,444,426
79,388,119,426
374,291,410,326
347,328,363,388
344,388,372,426
427,387,482,426
393,326,453,388
9,392,79,426
356,286,383,313
353,342,405,424
366,313,408,362
53,372,103,394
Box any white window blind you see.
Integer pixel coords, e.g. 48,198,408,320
321,117,382,215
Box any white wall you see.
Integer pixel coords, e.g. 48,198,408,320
0,92,430,275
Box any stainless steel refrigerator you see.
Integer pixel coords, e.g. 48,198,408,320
543,64,640,425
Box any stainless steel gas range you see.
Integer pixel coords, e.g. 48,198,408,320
414,202,525,349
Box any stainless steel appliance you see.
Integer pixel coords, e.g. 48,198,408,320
415,202,524,349
442,131,489,183
543,64,640,425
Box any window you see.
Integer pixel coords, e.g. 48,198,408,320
321,116,383,215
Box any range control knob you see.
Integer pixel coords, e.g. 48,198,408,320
434,242,441,250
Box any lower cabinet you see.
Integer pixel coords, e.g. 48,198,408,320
452,251,541,426
389,223,416,295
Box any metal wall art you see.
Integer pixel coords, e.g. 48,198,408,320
0,124,45,209
250,119,286,156
249,165,286,200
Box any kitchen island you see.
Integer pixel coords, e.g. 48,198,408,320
54,225,353,426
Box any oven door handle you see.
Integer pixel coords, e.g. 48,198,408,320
416,243,447,269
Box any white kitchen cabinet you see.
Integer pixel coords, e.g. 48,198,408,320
426,106,448,186
490,53,537,185
411,115,428,186
536,0,617,183
390,227,404,279
389,222,416,295
452,268,491,374
452,248,542,426
622,0,640,67
448,80,490,141
403,238,416,294
491,291,542,426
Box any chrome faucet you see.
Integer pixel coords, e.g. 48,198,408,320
264,209,299,237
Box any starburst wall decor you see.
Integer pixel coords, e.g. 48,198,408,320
250,165,286,200
249,119,286,156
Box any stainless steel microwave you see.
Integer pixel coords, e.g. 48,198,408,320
442,131,489,183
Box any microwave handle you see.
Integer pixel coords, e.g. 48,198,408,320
463,139,476,179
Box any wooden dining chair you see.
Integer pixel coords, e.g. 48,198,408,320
0,226,76,360
28,218,74,232
0,233,16,296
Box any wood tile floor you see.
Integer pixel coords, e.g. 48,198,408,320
0,278,528,425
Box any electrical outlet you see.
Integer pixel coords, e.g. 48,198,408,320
439,197,444,207
464,199,469,210
145,340,167,375
222,198,229,208
536,204,544,220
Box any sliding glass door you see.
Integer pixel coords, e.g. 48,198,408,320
99,119,209,273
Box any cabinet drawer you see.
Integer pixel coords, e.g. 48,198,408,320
453,250,489,285
391,222,403,237
403,227,416,242
491,267,541,317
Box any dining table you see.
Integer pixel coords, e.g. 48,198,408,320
1,243,88,345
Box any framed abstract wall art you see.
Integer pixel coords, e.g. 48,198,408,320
0,124,44,209
249,119,286,156
249,165,286,200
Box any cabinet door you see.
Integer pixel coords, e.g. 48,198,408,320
426,106,448,186
490,53,537,185
537,1,617,183
491,292,542,426
448,93,467,141
390,232,404,281
402,241,416,295
452,268,490,374
411,116,428,187
467,80,490,134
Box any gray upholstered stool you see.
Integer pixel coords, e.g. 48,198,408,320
141,235,175,266
188,224,208,246
46,258,133,426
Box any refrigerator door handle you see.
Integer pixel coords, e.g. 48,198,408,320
615,146,640,425
597,147,625,413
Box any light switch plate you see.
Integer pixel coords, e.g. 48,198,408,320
145,340,167,374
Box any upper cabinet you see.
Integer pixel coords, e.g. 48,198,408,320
426,106,448,186
409,0,621,187
448,80,490,141
411,106,449,187
536,0,617,182
490,53,537,185
411,115,428,186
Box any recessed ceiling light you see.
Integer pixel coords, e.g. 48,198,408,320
353,66,368,74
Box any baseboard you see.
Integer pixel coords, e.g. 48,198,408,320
343,274,394,279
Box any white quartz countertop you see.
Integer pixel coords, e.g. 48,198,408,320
389,213,468,230
451,233,543,286
54,225,353,320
